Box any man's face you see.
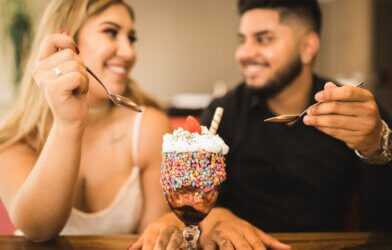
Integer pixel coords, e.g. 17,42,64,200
235,9,303,92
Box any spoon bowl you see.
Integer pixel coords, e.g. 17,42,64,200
264,81,364,124
86,67,142,112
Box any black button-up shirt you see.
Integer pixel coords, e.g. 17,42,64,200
200,75,392,232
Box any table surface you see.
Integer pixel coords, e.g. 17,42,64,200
1,232,392,249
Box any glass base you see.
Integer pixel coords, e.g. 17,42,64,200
183,225,200,250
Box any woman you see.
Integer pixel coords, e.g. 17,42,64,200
0,0,184,248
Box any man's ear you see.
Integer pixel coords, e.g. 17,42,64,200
300,32,320,65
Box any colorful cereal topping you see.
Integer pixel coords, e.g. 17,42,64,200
160,150,226,198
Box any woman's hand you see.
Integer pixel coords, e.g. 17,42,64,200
129,212,184,250
33,32,89,129
200,208,291,250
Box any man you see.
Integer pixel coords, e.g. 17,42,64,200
200,0,392,249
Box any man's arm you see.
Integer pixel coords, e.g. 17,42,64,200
303,81,392,230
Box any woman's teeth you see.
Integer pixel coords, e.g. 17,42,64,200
107,65,127,75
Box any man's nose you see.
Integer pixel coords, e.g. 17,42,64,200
238,41,258,60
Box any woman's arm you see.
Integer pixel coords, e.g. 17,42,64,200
0,33,88,242
0,125,84,242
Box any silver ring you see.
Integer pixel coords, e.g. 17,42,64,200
54,67,62,76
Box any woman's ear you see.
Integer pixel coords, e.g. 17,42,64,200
300,32,320,65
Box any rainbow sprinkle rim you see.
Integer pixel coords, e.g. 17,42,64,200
160,150,226,198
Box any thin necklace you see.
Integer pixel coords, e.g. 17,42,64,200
88,103,111,115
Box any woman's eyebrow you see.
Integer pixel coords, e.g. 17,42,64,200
100,21,121,28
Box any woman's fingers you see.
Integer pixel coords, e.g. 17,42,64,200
129,235,144,250
38,48,85,71
36,59,88,85
153,226,181,250
141,230,159,250
166,229,184,250
45,71,89,96
37,33,77,60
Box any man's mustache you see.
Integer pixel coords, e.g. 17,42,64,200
241,60,270,67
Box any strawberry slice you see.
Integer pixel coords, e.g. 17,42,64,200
183,115,201,134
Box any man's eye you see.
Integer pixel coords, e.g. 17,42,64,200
257,36,273,44
103,28,118,37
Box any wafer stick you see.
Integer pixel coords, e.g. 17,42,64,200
209,107,224,135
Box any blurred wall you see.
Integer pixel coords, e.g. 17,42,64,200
315,0,373,87
0,4,17,116
0,0,385,115
129,0,241,102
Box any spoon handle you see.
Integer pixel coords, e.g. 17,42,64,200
86,67,110,95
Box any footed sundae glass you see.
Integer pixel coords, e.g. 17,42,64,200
160,116,228,250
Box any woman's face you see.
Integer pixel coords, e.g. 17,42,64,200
77,4,137,103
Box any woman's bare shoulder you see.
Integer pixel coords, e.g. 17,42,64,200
142,107,172,132
138,107,172,169
0,143,37,165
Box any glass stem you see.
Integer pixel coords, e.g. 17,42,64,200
183,225,200,250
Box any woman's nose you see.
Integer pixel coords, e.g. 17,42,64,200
117,38,135,61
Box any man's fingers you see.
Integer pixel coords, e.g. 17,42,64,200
304,114,363,131
201,233,234,250
242,227,266,250
315,85,372,103
313,126,365,146
308,101,368,116
223,229,253,250
257,231,292,250
38,34,77,60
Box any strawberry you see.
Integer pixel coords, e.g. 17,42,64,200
183,115,201,134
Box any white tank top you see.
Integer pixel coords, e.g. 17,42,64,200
15,110,144,235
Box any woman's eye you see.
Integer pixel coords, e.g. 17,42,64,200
237,36,245,45
129,35,137,43
103,28,118,38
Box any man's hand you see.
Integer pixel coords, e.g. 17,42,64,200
200,208,291,250
304,82,384,157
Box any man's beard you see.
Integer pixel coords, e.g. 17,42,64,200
247,54,303,98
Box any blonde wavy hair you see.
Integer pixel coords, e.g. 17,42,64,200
0,0,160,153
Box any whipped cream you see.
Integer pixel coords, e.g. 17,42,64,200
162,126,229,154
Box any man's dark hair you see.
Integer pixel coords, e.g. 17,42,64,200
238,0,322,34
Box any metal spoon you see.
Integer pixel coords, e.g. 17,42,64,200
86,67,142,112
264,81,364,124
